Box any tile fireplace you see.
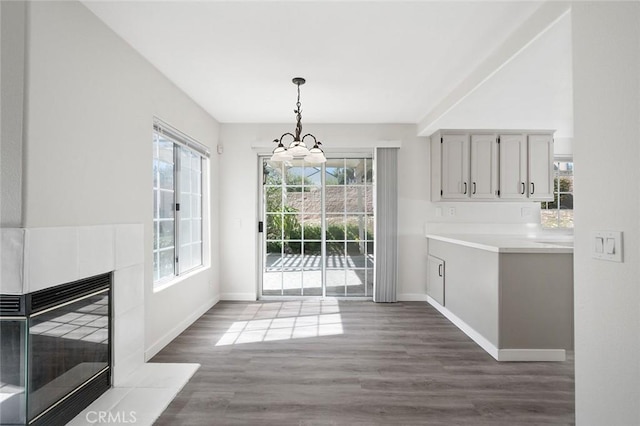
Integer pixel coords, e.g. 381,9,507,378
0,225,145,426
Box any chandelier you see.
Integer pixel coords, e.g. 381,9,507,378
271,77,326,163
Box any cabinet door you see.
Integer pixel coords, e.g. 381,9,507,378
470,134,498,199
528,134,554,200
498,134,527,199
441,134,469,199
427,255,445,306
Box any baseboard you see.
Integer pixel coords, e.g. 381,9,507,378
221,293,425,302
426,296,566,362
220,292,257,301
397,293,428,302
497,349,566,362
144,296,218,361
426,296,500,360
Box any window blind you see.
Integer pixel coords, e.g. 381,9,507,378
153,118,210,158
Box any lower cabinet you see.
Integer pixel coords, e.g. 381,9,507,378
426,255,445,306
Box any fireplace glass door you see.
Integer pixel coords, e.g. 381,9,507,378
28,292,109,420
0,318,27,425
28,291,110,423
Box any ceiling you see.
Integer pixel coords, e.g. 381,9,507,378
82,1,573,136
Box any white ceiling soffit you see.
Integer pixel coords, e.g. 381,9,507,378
82,1,570,129
417,2,573,137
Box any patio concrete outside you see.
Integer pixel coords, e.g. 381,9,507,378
263,253,374,297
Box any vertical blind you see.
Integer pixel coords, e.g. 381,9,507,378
374,148,399,303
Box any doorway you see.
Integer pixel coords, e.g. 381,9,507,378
260,156,374,298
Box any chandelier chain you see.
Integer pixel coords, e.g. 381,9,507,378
295,82,303,140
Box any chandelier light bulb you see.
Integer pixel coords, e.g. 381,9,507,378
305,142,326,163
270,141,293,161
288,141,310,157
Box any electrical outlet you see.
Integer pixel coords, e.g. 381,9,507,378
448,207,456,216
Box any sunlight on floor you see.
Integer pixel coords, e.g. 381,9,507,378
215,300,343,346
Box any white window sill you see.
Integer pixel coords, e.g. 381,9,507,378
153,265,211,293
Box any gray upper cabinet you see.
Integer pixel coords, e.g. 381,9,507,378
498,134,528,199
527,134,554,200
431,129,554,202
499,133,554,201
470,134,499,199
440,133,469,199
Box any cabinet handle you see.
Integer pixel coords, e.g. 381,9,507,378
472,182,477,194
530,182,535,195
463,182,467,194
438,264,443,277
521,182,525,195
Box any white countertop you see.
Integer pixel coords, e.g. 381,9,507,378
426,233,573,254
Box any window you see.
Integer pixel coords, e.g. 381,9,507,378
541,160,573,228
152,120,209,286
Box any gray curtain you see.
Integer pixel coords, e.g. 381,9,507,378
374,148,399,303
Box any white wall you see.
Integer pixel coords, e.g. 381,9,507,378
219,123,547,301
423,11,573,139
18,1,221,357
0,1,26,227
218,124,430,300
572,2,640,424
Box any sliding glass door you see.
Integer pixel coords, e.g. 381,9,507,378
260,156,374,298
262,159,323,296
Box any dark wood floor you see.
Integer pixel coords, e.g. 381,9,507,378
152,301,574,425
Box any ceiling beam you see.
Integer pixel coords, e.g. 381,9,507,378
416,1,571,137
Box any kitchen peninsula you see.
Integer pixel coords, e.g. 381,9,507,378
426,234,573,361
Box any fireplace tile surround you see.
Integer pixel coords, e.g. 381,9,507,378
1,225,199,424
1,225,145,386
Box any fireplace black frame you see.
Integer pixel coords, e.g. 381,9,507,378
0,272,113,426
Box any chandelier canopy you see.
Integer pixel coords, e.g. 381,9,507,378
271,77,326,163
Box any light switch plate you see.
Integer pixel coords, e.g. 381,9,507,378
592,231,623,262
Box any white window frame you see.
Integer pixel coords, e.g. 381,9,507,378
540,156,573,229
153,118,210,290
258,153,375,299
